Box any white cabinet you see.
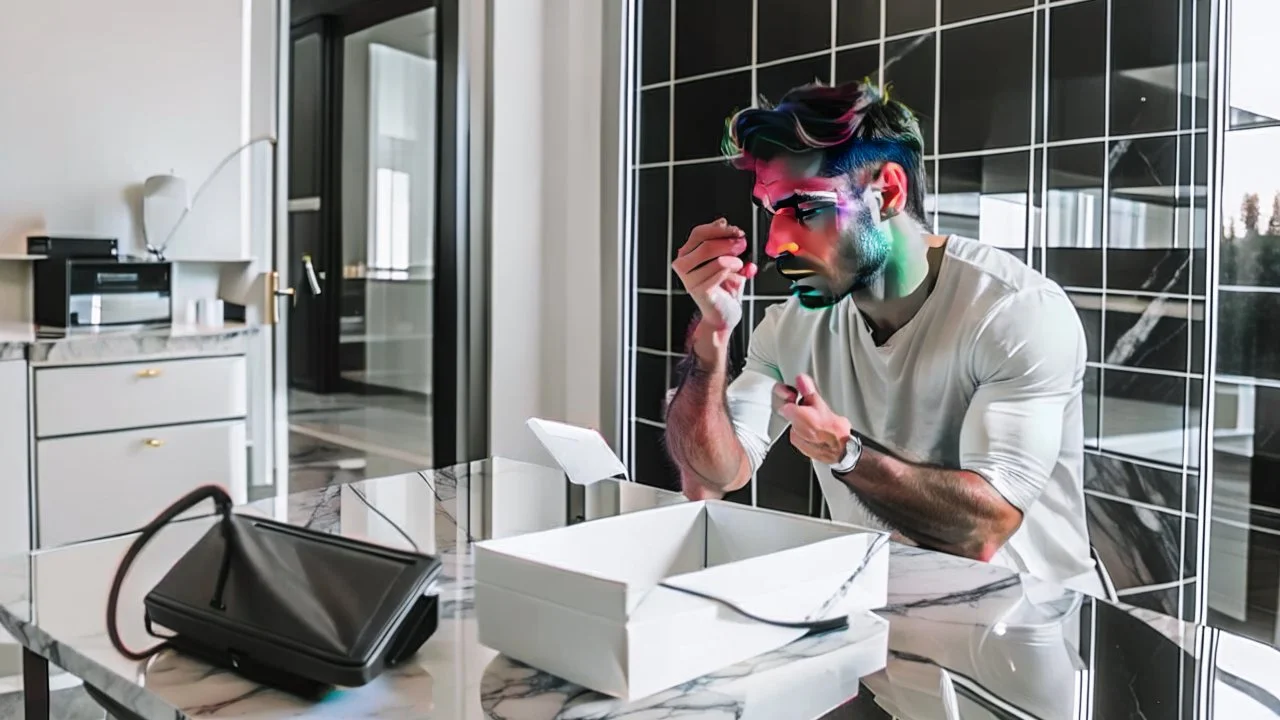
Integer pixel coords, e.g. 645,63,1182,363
29,350,250,549
34,355,246,437
37,420,245,548
0,360,29,558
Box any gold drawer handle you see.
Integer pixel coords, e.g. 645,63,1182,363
144,438,165,448
137,368,162,378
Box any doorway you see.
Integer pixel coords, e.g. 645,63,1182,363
281,0,455,492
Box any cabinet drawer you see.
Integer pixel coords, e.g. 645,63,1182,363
35,355,246,437
36,420,246,548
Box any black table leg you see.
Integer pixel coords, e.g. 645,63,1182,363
21,648,49,720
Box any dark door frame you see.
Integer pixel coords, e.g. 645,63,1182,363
284,0,486,466
287,15,342,395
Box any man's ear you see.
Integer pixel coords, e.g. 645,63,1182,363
874,162,909,219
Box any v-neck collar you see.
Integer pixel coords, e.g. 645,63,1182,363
849,237,954,352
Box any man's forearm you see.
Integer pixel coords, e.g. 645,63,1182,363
837,445,1021,562
663,322,752,498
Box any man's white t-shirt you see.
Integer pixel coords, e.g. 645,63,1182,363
726,235,1100,594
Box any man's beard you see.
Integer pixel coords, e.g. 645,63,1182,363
786,218,892,309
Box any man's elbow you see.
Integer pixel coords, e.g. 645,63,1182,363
971,502,1024,562
679,458,751,501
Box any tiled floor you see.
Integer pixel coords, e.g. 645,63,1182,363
0,389,433,719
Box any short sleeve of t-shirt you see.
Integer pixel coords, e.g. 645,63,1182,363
725,306,788,473
959,287,1087,512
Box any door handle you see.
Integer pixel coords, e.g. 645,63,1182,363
264,271,296,324
302,254,322,296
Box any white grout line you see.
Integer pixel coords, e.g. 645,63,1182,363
1084,487,1190,518
1062,285,1207,300
637,0,1098,94
631,128,1207,170
1085,446,1191,475
1215,373,1280,390
1084,361,1204,380
1115,577,1197,596
877,0,886,80
1098,0,1113,452
636,417,667,429
1218,284,1280,294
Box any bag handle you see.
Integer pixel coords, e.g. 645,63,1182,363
106,484,234,661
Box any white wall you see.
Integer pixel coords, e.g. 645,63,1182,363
488,0,607,465
0,0,257,259
0,0,279,491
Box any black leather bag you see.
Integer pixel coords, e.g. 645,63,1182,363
106,485,441,698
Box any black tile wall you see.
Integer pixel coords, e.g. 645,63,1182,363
756,0,830,64
1047,0,1106,143
670,161,755,273
1100,368,1190,469
1103,295,1192,373
1043,142,1105,288
939,13,1033,154
836,0,879,46
1120,583,1183,618
672,72,752,161
1084,453,1184,512
884,34,936,154
634,422,680,490
674,0,750,78
1087,494,1184,589
756,55,830,105
1070,293,1102,363
935,151,1029,250
669,292,699,353
834,44,880,86
639,0,669,85
1084,367,1101,447
885,0,934,36
639,88,669,164
756,431,816,516
636,293,667,351
636,168,670,290
1110,0,1184,136
630,0,1216,618
635,352,668,423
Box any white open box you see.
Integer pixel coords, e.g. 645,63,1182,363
474,500,890,701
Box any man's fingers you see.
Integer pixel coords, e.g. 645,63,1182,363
673,238,748,279
685,255,744,291
795,373,828,410
773,383,798,404
794,373,818,398
676,219,746,257
778,402,817,431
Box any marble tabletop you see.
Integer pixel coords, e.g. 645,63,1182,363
1,458,1278,719
0,322,257,364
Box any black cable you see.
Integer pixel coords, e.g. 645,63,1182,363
348,484,422,554
107,485,233,661
657,582,850,634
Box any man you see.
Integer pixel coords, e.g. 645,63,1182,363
664,80,1103,595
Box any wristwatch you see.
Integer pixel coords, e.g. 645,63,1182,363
831,434,864,475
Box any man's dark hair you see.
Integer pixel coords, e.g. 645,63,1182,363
722,80,927,222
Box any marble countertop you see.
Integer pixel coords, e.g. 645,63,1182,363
2,458,1278,719
0,322,258,364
